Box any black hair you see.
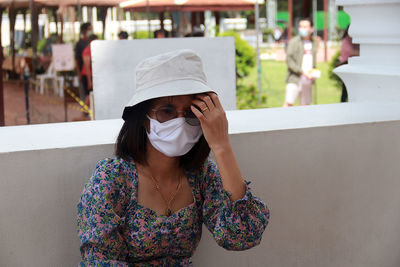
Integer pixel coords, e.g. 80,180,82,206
80,22,92,34
116,100,210,170
342,25,350,40
118,31,129,39
154,29,169,38
88,34,98,41
299,17,314,27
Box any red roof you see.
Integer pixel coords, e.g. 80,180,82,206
0,0,125,8
34,0,125,7
120,0,261,11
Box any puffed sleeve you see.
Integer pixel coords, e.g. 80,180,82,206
77,158,131,266
200,160,270,251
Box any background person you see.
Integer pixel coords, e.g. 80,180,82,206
75,22,93,100
81,34,98,109
283,17,318,107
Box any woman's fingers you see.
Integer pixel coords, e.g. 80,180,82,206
195,94,215,111
191,105,205,122
208,92,223,110
192,99,210,116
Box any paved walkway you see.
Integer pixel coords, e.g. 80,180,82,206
3,80,89,126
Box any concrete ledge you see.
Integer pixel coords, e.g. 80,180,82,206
1,102,400,153
1,103,400,266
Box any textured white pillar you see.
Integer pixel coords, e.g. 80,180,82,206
334,0,400,102
82,6,88,22
329,0,337,40
267,0,277,43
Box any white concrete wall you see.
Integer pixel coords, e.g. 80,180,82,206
1,103,400,267
91,37,236,120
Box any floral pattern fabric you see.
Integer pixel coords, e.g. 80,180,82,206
77,157,270,266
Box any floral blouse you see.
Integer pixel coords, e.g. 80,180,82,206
77,157,270,266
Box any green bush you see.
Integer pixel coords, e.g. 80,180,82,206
37,38,47,53
262,28,274,42
236,82,268,109
328,50,344,88
218,31,255,79
134,31,151,39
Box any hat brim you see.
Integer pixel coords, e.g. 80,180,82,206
125,79,216,107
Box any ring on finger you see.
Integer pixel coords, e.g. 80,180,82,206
201,107,209,112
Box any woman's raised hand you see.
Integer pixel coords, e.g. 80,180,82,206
191,93,229,153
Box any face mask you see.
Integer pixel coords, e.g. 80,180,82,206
83,30,93,38
298,28,309,37
146,116,203,157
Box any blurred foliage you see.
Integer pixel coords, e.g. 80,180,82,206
237,82,268,109
37,34,58,55
328,50,344,88
262,28,274,42
37,38,47,53
134,30,151,39
218,31,255,79
217,31,266,108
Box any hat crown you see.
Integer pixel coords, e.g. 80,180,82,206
124,49,214,111
135,49,207,92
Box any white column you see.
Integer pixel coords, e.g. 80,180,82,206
334,0,400,102
267,0,277,43
82,6,88,22
329,0,337,40
93,7,97,22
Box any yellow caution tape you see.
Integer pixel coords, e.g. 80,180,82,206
64,87,93,117
29,79,93,117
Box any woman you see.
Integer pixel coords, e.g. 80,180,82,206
77,49,270,266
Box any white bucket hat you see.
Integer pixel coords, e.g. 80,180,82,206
125,49,215,109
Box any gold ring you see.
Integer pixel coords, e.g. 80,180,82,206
202,107,208,112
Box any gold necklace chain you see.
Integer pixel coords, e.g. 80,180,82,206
148,172,182,216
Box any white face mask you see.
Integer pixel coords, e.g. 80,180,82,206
146,116,203,157
298,28,309,37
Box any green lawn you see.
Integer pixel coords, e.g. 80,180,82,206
238,60,342,108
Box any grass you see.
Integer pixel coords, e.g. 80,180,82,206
239,60,342,108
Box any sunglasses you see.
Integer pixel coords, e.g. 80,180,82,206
151,105,200,126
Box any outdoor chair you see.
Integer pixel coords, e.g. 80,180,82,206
35,62,64,97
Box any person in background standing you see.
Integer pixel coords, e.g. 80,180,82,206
75,22,93,101
81,34,99,109
283,17,318,107
338,26,360,102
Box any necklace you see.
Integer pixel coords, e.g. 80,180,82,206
148,172,182,216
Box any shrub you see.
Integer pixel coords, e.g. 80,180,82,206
134,31,151,39
218,31,255,79
236,82,268,109
328,50,344,88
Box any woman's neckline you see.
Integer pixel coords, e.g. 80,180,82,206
128,159,197,218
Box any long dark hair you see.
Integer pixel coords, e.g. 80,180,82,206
116,99,210,170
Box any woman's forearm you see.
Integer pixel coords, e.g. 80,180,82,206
213,142,246,201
